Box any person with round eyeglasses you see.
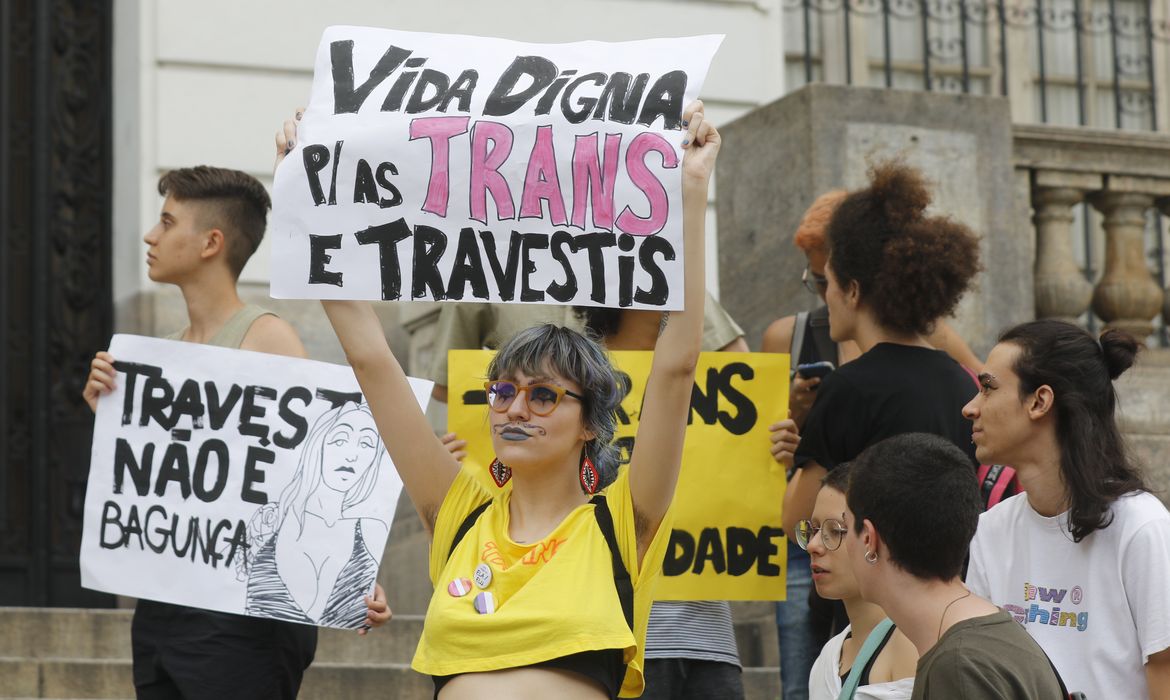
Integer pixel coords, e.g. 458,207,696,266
310,100,720,699
795,465,916,700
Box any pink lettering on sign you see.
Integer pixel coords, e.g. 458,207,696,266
519,125,568,225
571,132,622,232
616,132,677,236
408,117,471,218
469,120,516,223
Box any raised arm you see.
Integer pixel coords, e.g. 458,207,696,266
322,302,459,532
627,101,718,557
275,115,458,532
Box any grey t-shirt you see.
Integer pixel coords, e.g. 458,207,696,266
912,611,1064,700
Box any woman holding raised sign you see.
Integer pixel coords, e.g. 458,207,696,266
281,99,719,698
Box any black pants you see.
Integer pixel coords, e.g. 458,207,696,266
131,600,317,700
641,659,745,700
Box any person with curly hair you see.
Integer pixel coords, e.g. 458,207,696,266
762,188,981,700
782,162,982,540
963,320,1170,699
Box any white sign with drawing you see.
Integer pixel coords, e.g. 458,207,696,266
80,335,430,629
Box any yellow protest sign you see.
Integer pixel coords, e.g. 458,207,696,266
447,350,789,601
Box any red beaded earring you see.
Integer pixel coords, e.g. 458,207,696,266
489,458,512,488
579,452,600,494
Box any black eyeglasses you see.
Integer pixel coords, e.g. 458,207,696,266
795,517,848,551
484,381,584,417
802,267,829,295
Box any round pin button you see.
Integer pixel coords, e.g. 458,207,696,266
446,578,472,597
473,563,493,588
473,591,497,614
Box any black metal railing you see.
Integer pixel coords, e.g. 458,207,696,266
783,0,1168,131
784,0,1170,345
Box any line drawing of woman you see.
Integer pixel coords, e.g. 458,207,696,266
244,401,391,628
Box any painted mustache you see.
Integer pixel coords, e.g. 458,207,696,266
493,423,547,436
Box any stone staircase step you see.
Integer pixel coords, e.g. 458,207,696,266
0,657,133,699
315,615,422,664
0,608,780,699
0,657,779,700
0,609,131,660
0,607,425,665
300,663,431,699
745,666,782,699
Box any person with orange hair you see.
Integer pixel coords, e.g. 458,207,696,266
763,191,980,429
762,184,980,700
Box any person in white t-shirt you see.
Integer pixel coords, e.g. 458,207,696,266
797,464,916,700
963,319,1170,699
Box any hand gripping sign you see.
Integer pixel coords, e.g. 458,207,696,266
270,26,723,310
448,350,789,601
80,335,431,629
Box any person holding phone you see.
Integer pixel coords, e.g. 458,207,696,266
781,161,981,543
762,185,980,700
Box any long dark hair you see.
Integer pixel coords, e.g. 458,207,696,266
999,319,1146,541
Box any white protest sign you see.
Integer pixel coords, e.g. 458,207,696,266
271,26,723,309
80,335,431,629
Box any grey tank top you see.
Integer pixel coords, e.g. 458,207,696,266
164,304,273,349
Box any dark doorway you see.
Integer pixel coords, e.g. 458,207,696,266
1,0,115,607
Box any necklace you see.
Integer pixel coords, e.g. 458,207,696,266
936,589,972,642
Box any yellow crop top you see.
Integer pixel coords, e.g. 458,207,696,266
412,465,674,697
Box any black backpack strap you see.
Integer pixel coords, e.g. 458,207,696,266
790,311,809,369
447,501,491,562
807,306,838,365
1042,647,1075,700
589,494,635,631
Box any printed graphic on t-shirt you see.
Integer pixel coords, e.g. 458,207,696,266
480,537,569,572
1002,580,1089,632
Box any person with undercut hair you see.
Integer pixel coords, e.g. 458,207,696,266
844,433,1066,699
782,162,982,541
83,166,389,699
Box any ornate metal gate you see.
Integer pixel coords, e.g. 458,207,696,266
0,0,115,606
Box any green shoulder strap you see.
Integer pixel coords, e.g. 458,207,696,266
838,618,896,700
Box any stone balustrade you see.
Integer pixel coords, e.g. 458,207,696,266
1014,125,1170,342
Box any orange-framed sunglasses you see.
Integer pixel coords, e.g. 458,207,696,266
484,380,585,417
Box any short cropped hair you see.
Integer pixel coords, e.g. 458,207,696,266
826,162,981,336
847,433,982,581
158,166,271,278
487,324,626,488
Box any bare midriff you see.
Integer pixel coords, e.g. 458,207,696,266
437,666,610,700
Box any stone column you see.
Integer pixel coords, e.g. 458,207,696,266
1031,171,1099,322
1087,182,1164,339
